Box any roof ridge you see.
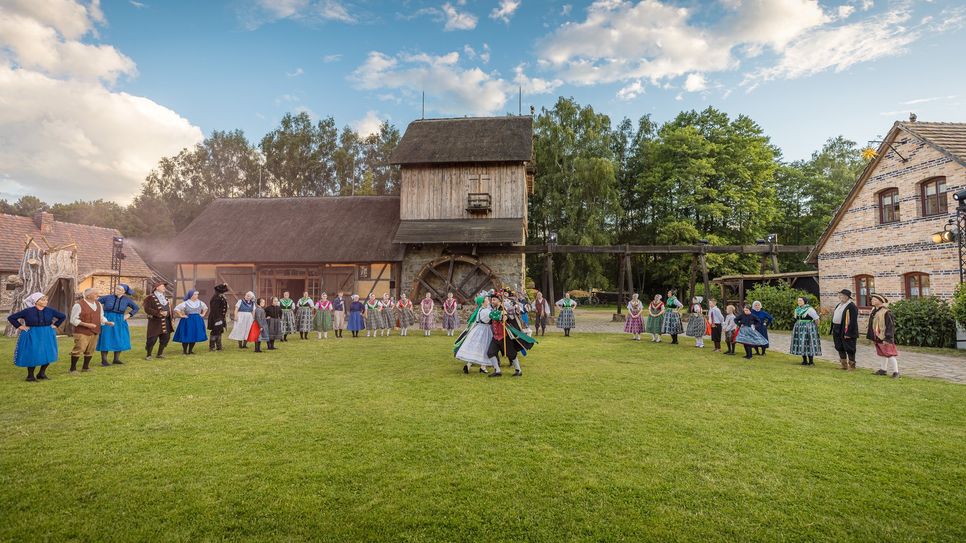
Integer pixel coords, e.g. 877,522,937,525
212,195,400,202
0,212,122,234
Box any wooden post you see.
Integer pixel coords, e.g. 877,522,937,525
770,247,780,274
699,252,709,302
546,252,555,316
738,280,745,309
641,254,647,295
616,253,625,315
687,254,698,304
624,253,634,298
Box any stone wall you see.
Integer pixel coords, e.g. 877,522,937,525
816,132,965,327
401,246,525,301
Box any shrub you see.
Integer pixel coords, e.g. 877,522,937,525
951,282,966,331
743,282,819,330
890,297,956,348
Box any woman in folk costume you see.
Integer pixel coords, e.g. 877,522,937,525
397,293,416,336
248,298,270,353
868,293,900,378
228,291,256,348
555,292,577,336
7,293,66,382
380,293,396,336
263,297,283,350
173,289,209,355
295,291,314,340
661,289,684,343
790,297,822,366
97,283,139,365
313,292,334,339
442,292,460,337
485,294,538,378
279,291,296,341
144,281,175,360
530,291,551,336
646,294,665,342
207,284,230,351
347,294,365,338
624,293,645,341
364,293,382,338
685,296,707,348
750,301,774,355
420,293,436,336
734,305,769,359
454,290,496,374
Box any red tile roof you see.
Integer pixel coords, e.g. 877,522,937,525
0,213,153,279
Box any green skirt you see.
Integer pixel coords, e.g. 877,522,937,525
313,309,333,332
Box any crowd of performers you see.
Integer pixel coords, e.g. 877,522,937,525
8,279,899,381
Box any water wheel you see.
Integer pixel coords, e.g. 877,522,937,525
411,255,500,304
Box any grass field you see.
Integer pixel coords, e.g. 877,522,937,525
2,329,965,542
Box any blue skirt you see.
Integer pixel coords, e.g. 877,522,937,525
173,314,208,343
347,311,365,331
14,326,59,367
736,326,769,346
96,312,132,352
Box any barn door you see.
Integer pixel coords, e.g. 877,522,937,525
321,267,355,296
217,267,254,308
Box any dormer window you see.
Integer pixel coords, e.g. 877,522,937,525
466,193,492,214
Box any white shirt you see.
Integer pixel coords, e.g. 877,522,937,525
70,299,108,327
154,290,168,306
708,306,724,324
832,301,851,324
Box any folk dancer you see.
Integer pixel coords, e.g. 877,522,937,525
790,297,821,366
70,288,113,372
207,283,230,351
279,292,296,341
397,294,416,336
173,289,208,355
646,294,665,342
555,292,577,336
486,295,537,377
722,305,738,355
734,305,769,359
264,297,283,350
454,291,497,374
97,283,138,365
750,301,774,355
708,298,724,352
331,291,347,338
420,293,436,336
347,294,365,338
296,292,314,340
228,292,256,348
144,281,174,360
868,294,900,378
624,293,645,341
661,290,683,344
381,293,396,336
685,296,707,348
531,291,551,337
7,293,66,382
831,289,858,370
442,292,460,337
364,293,381,338
249,298,270,352
313,293,334,339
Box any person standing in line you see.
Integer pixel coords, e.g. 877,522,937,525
750,301,774,355
531,291,551,337
722,305,738,356
7,293,66,382
249,298,270,353
207,284,230,351
228,292,256,348
364,293,381,338
685,296,707,348
555,292,577,337
313,293,333,339
708,298,724,352
96,283,138,365
331,291,347,338
789,297,821,366
144,281,174,360
264,297,283,350
624,293,645,341
296,292,314,340
868,294,900,378
279,292,296,341
420,293,436,336
381,293,396,337
69,288,113,372
397,293,416,336
173,289,208,355
442,292,460,337
347,294,365,338
831,289,859,370
662,290,684,344
646,294,665,342
734,305,769,360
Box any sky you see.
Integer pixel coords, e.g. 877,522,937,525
1,0,964,204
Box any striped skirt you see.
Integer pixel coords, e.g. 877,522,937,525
399,308,417,328
685,315,706,338
296,307,314,332
556,308,576,329
420,312,436,330
624,314,644,334
645,315,663,334
661,311,683,334
365,311,382,330
313,309,333,332
790,320,822,356
280,309,297,335
736,326,769,346
381,308,395,329
443,312,460,330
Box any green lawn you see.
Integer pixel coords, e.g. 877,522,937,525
2,329,964,542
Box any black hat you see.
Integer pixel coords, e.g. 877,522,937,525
870,293,888,304
839,289,852,298
214,283,229,294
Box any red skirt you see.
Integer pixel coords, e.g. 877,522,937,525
247,321,261,343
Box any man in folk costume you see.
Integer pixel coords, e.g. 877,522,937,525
454,290,497,374
144,281,174,360
867,293,900,378
486,294,537,378
207,283,230,351
831,289,859,370
70,288,114,373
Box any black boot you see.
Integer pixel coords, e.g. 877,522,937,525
113,352,123,365
26,367,36,382
70,355,79,372
37,364,50,380
188,343,196,354
671,334,678,344
217,336,223,351
101,351,109,366
182,343,189,355
801,356,809,366
254,341,262,353
82,356,92,372
209,338,216,351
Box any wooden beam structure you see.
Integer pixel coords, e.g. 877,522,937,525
474,244,813,255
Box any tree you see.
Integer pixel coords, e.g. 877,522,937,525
13,196,48,216
333,126,362,195
259,113,337,196
361,121,402,195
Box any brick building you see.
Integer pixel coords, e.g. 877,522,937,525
806,119,966,323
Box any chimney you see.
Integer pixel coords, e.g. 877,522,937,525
909,112,917,123
33,211,54,234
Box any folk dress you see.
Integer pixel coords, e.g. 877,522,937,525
313,299,333,332
173,299,208,344
397,299,417,328
96,294,139,352
228,298,256,341
279,298,297,335
296,297,314,332
645,301,665,334
442,298,460,330
555,298,577,329
347,300,366,332
7,306,66,367
248,306,270,343
365,298,382,330
735,314,769,346
265,305,284,340
624,300,645,334
685,303,706,338
420,298,436,330
790,305,822,356
751,308,774,347
380,298,396,330
661,296,684,335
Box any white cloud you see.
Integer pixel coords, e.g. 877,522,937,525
129,1,146,8
352,110,385,138
463,43,491,64
286,67,304,77
322,53,342,63
350,50,514,115
0,0,203,203
442,2,477,30
513,63,562,94
490,0,521,23
561,4,572,16
837,5,855,19
683,73,707,92
902,95,956,105
616,80,644,101
241,0,354,29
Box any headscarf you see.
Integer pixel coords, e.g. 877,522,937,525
244,291,255,301
183,289,197,301
117,283,134,296
24,292,44,308
752,300,762,310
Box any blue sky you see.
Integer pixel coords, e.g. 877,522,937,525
1,0,964,203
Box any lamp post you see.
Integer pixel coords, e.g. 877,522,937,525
110,236,125,293
953,189,966,283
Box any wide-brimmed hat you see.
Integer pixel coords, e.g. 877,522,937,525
839,289,853,298
870,293,889,304
152,279,169,289
214,283,229,294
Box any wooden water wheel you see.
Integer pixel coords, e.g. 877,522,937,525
411,255,500,304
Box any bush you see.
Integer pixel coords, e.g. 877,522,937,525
890,297,956,348
951,283,966,331
743,282,819,330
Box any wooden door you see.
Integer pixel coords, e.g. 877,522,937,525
217,267,254,308
321,267,355,296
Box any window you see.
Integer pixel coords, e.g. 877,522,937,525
878,189,900,224
854,275,875,308
921,177,947,216
904,272,930,299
